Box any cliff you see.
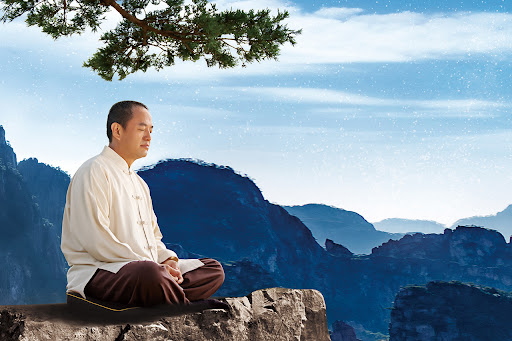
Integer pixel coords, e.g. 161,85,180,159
0,128,66,305
17,158,70,237
389,281,512,341
0,126,16,168
371,225,511,266
0,288,330,341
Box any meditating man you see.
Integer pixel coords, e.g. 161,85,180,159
61,100,224,307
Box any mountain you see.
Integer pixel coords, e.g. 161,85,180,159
451,205,512,240
371,225,510,265
138,160,329,291
373,218,446,234
4,126,512,340
138,159,512,336
0,126,66,304
283,204,404,254
390,281,512,340
346,225,512,334
0,126,16,168
18,158,70,237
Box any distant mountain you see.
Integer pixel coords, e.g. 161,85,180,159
0,126,66,304
373,218,446,234
451,205,512,239
283,204,404,254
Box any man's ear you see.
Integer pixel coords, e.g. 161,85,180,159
111,122,123,141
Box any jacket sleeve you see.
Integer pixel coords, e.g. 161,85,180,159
64,162,143,263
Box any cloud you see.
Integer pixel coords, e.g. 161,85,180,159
232,86,508,114
281,10,512,63
1,0,512,82
313,7,364,19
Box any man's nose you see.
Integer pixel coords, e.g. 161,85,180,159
144,130,151,141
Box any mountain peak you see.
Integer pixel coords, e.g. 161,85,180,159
0,125,5,145
0,126,17,167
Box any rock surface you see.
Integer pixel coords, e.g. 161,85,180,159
0,288,330,341
389,281,512,341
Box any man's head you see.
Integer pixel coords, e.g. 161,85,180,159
107,101,153,167
107,101,148,142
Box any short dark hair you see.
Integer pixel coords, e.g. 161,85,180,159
107,101,148,142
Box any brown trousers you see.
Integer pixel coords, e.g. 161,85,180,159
84,258,224,307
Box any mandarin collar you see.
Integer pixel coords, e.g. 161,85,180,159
101,146,134,174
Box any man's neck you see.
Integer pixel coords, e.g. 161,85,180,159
108,143,134,168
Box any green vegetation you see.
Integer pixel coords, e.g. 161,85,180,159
1,0,301,80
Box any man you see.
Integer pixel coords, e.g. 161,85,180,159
61,101,224,307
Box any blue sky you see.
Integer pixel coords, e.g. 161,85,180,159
0,0,511,226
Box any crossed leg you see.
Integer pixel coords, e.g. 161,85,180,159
84,258,225,307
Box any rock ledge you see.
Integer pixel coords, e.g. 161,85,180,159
0,287,330,341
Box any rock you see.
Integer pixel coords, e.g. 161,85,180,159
389,281,512,341
325,239,353,258
0,125,17,168
330,320,361,341
0,288,330,341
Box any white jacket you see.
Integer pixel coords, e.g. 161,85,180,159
61,146,201,298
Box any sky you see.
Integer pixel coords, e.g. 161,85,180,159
0,0,511,227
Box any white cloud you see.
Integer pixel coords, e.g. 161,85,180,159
1,0,512,81
313,7,364,19
233,86,508,113
281,11,512,63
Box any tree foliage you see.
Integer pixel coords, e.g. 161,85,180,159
1,0,301,80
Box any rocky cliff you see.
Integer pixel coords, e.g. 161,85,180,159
389,281,512,341
0,127,66,304
372,225,511,266
0,126,16,168
17,158,70,237
0,288,330,341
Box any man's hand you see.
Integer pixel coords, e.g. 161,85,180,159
161,258,183,284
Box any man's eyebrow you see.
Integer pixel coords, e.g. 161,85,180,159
138,123,154,128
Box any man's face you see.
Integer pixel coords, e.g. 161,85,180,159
118,106,153,162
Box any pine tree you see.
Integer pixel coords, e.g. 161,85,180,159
1,0,300,80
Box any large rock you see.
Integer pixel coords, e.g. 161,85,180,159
389,281,512,341
0,288,330,341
